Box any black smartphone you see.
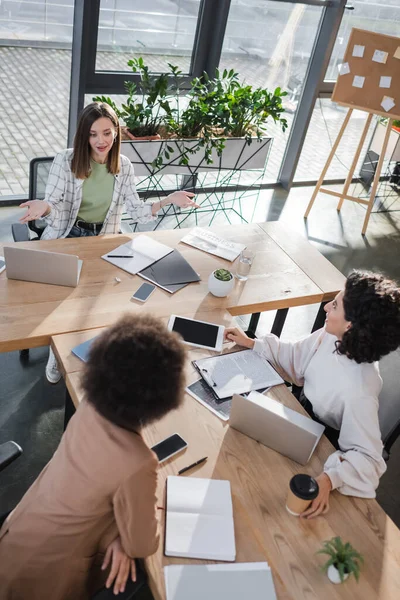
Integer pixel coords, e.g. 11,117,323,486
151,433,187,463
131,282,156,302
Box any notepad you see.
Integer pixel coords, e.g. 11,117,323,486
138,249,200,293
165,476,236,561
102,235,173,275
193,349,284,400
71,336,98,362
164,563,277,600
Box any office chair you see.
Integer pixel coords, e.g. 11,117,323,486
11,156,54,243
0,441,23,528
378,348,400,461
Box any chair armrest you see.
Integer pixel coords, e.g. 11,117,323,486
0,441,22,473
11,223,30,242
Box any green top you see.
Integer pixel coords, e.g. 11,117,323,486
78,160,115,223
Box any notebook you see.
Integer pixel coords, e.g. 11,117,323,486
193,349,284,400
230,391,325,465
102,235,173,275
180,227,246,261
165,476,236,561
164,563,277,600
71,336,98,362
138,249,200,293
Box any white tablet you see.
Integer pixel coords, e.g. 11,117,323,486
168,315,225,352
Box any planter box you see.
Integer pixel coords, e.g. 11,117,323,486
121,136,272,177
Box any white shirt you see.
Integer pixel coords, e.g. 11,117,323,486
41,149,157,240
253,329,387,498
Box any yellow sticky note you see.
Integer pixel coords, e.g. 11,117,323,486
394,47,400,60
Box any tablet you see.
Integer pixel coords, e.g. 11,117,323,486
168,315,225,352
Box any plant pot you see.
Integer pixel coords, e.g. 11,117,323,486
208,271,235,297
392,126,400,133
121,136,272,176
327,564,349,584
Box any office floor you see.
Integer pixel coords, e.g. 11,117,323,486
1,183,400,536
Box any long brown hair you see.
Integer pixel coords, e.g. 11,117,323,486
71,102,121,179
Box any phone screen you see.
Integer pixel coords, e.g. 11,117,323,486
151,434,187,462
132,282,155,301
172,317,219,347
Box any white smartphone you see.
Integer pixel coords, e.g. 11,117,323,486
151,433,188,463
168,315,225,352
131,282,156,302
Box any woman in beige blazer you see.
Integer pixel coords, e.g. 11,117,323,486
0,314,186,599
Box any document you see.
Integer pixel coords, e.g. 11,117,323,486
102,235,173,275
164,562,277,600
180,227,246,261
71,336,98,362
165,476,236,561
193,349,284,400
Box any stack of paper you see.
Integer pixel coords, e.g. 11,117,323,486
165,476,236,561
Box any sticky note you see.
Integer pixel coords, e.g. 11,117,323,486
380,76,392,89
381,96,395,112
338,62,350,75
352,45,365,58
394,47,400,60
352,76,365,89
372,50,388,64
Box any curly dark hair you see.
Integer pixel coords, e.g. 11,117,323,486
336,271,400,363
81,314,186,430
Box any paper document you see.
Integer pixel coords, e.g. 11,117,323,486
165,476,236,561
102,235,173,275
338,62,350,76
71,336,98,362
381,96,395,112
180,227,246,261
164,563,277,600
352,75,365,89
380,76,392,89
193,349,284,400
372,49,388,64
352,44,365,58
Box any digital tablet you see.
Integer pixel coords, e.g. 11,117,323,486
168,315,225,352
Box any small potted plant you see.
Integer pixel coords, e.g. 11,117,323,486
208,268,235,297
318,536,364,584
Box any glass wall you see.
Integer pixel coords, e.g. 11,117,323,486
0,0,74,44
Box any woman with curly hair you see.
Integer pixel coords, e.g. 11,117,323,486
0,313,186,599
224,271,400,518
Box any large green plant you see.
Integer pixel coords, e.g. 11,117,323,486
317,536,364,583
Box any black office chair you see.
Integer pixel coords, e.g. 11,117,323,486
0,441,23,528
11,156,54,243
378,348,400,461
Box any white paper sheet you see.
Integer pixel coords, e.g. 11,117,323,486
338,62,350,75
381,96,395,112
380,76,392,89
372,49,388,64
352,45,365,58
352,75,365,89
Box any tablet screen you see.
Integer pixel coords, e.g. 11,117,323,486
172,317,219,348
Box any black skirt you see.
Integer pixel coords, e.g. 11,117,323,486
299,390,340,450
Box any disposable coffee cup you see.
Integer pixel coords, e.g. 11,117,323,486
286,474,319,516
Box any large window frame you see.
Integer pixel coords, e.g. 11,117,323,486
68,0,348,189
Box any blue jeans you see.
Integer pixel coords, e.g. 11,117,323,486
67,225,98,238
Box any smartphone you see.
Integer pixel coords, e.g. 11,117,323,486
151,433,187,463
131,282,156,302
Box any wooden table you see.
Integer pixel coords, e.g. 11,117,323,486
52,322,400,600
0,222,345,353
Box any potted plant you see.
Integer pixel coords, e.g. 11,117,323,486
208,268,235,297
393,119,400,133
317,536,364,584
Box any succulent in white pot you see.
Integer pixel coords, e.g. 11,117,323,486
208,268,235,297
318,536,364,584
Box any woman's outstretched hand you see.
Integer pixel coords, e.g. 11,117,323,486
102,536,136,595
224,327,255,349
166,190,200,209
19,200,50,223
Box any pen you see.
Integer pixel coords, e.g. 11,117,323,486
178,456,208,475
107,254,134,258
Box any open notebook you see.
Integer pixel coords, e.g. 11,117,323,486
102,235,173,275
164,563,277,600
165,476,236,561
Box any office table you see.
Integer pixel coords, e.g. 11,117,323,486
0,222,344,353
52,321,400,600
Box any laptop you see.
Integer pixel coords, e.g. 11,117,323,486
4,246,83,288
229,391,325,465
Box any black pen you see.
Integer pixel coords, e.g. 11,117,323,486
178,457,208,475
107,254,134,258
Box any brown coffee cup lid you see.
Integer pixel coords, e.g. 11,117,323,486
289,474,319,500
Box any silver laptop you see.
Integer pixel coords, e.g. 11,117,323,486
4,246,83,288
230,391,325,465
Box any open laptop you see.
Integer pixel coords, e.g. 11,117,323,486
4,246,83,288
229,391,325,465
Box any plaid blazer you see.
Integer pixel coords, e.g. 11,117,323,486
41,149,156,240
